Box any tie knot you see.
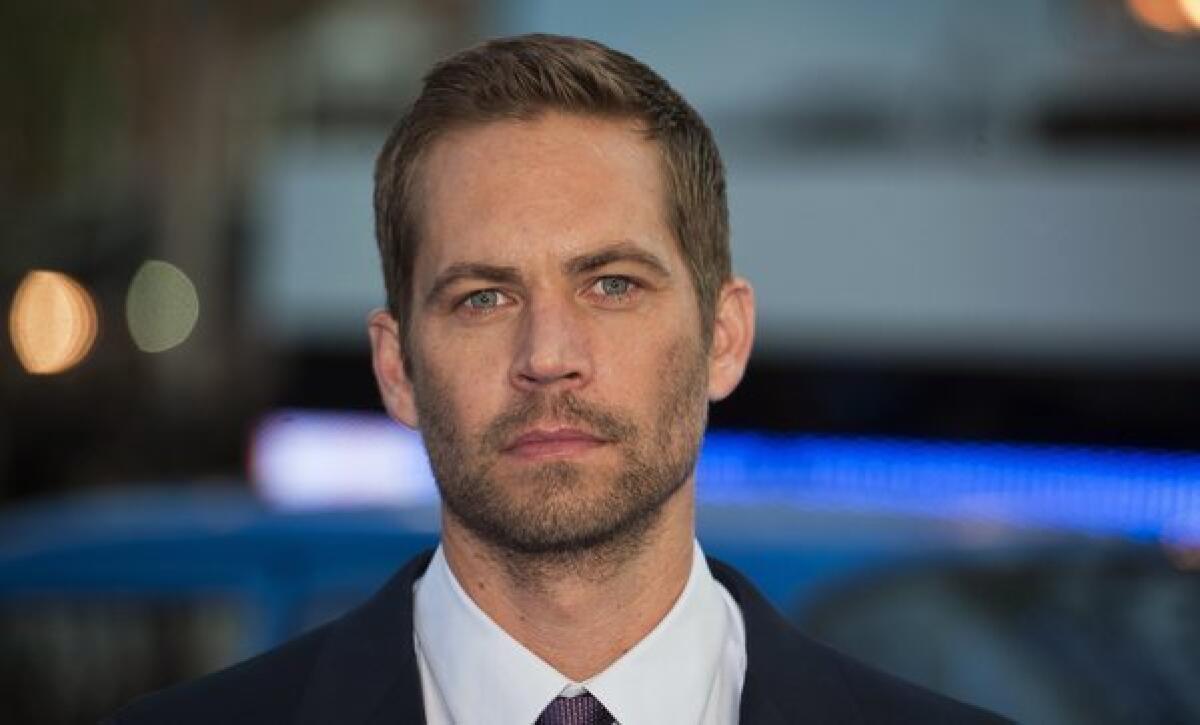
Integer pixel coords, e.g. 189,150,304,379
534,692,615,725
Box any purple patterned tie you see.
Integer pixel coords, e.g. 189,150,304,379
534,692,616,725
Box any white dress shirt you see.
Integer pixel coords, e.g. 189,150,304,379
412,540,747,725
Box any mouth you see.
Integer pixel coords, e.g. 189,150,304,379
502,426,611,461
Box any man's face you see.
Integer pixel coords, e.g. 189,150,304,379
394,112,712,554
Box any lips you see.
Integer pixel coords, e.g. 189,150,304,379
502,427,609,460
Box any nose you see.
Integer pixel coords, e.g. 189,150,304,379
509,293,592,392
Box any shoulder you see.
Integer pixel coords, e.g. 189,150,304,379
104,549,435,725
810,634,1011,724
707,557,1012,724
104,622,334,725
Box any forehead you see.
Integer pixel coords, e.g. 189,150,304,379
413,112,678,277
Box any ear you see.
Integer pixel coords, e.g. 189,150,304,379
706,277,755,402
368,308,420,428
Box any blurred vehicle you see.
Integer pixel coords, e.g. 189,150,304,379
2,488,1198,724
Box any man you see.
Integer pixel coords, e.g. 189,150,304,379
110,34,1007,724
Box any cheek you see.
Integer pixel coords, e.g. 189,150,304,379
416,330,512,426
593,324,681,404
599,294,700,363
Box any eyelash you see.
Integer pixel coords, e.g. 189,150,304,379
453,275,642,317
587,275,640,302
458,289,511,315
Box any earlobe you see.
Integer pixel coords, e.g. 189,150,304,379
707,278,756,402
368,309,420,428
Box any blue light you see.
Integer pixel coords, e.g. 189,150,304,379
696,432,1200,542
250,410,1200,542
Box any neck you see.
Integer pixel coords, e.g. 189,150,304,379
439,482,696,681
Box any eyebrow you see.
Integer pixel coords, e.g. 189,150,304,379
425,263,522,304
563,241,672,279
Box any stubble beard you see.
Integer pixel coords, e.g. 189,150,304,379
411,338,709,582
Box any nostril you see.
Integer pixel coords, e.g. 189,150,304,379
513,363,586,388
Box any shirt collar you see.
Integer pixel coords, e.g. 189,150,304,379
413,545,565,725
412,541,731,725
586,542,730,725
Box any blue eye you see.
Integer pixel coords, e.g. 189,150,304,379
465,290,501,308
597,276,631,296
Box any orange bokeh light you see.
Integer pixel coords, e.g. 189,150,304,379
1181,0,1200,26
1127,0,1200,34
9,270,99,375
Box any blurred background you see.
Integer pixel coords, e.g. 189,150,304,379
3,1,1200,723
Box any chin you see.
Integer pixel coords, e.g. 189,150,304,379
460,473,675,557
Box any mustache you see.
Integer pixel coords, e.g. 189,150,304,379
482,391,637,451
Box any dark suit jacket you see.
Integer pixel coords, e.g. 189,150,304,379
107,550,1009,724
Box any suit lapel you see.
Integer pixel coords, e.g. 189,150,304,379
708,557,864,725
297,550,435,725
293,550,860,724
737,670,792,725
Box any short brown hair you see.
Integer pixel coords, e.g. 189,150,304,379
373,33,730,347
